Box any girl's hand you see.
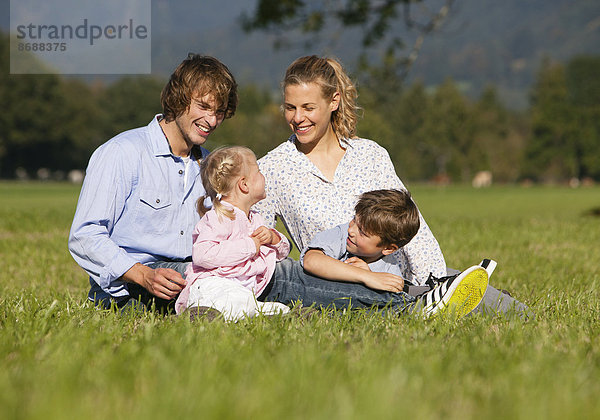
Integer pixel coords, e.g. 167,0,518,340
251,235,262,254
251,227,281,253
344,256,371,271
252,226,275,245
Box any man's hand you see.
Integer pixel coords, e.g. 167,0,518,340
122,263,186,300
251,226,280,253
344,256,371,271
362,272,405,293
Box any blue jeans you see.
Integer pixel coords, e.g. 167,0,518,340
258,258,415,313
95,261,189,314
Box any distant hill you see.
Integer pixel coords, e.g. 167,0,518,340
411,0,600,108
3,0,599,109
151,0,600,109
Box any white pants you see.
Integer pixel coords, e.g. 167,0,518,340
186,276,290,322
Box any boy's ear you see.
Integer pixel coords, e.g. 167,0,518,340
381,244,399,256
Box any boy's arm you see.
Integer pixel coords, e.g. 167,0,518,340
303,249,404,293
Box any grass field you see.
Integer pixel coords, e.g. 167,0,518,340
1,181,599,419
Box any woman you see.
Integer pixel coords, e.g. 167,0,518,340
254,55,531,317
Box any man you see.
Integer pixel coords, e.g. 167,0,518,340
69,54,238,312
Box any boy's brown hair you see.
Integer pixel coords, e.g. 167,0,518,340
161,54,238,122
354,189,420,248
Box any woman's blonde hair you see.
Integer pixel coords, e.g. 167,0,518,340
283,55,360,140
197,146,255,220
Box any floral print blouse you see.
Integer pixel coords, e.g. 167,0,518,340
254,135,447,285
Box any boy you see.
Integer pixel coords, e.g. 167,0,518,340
299,189,495,318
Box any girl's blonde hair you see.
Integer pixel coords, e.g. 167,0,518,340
283,55,360,140
197,145,255,220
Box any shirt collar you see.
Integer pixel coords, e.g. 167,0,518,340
285,134,354,181
287,133,354,151
220,200,256,222
149,114,173,157
149,114,207,161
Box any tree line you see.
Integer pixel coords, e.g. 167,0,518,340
1,35,599,183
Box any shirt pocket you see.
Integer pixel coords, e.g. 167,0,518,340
136,188,174,233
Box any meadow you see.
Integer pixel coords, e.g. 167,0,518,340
1,181,599,419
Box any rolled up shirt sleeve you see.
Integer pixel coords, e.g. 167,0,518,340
299,223,348,267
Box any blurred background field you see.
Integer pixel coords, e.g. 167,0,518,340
1,182,599,419
2,0,600,186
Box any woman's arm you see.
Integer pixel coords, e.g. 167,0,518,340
375,144,447,283
254,158,279,229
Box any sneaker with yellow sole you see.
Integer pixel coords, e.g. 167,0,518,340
418,259,495,319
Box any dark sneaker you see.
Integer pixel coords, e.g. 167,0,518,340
419,260,495,319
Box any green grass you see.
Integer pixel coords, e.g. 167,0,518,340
1,181,600,419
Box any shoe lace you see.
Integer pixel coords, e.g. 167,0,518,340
425,272,458,290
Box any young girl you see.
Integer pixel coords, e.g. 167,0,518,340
175,146,291,317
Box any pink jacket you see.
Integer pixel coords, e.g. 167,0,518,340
175,202,290,314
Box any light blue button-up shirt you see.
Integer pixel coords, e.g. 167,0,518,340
68,115,208,301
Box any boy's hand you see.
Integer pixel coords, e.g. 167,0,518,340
344,256,371,271
363,272,404,293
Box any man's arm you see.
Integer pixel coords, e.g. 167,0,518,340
374,145,447,284
69,137,186,299
68,141,137,288
303,249,404,293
